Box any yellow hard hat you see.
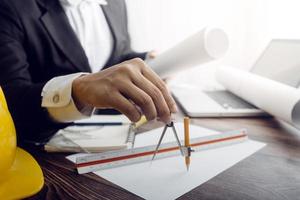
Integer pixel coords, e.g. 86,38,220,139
0,87,44,199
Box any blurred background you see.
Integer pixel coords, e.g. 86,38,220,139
126,0,300,86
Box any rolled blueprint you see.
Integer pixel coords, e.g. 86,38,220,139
147,27,229,78
216,66,300,127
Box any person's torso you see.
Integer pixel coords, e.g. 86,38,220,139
11,0,130,83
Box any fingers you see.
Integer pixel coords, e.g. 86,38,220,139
133,76,172,123
82,58,177,124
141,66,177,113
122,58,177,123
110,92,141,122
119,82,157,121
147,50,158,59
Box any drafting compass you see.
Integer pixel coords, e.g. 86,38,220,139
151,121,189,161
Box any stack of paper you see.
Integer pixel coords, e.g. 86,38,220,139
45,115,132,152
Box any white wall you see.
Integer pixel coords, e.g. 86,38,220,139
125,0,300,84
266,0,300,39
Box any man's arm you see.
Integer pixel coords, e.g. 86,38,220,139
0,0,67,143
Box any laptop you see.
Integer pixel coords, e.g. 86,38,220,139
172,39,300,117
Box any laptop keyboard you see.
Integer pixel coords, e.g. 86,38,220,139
205,90,257,109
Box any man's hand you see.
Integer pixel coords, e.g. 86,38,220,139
147,50,158,60
72,58,177,123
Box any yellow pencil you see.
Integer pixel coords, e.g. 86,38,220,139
184,117,190,171
135,115,147,128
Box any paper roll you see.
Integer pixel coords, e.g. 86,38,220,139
147,27,229,78
216,66,300,127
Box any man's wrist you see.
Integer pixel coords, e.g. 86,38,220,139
41,72,93,122
72,75,87,111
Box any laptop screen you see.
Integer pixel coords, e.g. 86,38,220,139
251,39,300,88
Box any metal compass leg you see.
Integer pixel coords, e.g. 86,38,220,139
151,124,168,161
170,122,184,156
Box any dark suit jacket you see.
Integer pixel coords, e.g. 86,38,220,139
0,0,146,143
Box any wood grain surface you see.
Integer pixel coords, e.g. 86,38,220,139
25,115,300,200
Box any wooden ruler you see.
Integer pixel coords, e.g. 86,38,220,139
76,129,248,174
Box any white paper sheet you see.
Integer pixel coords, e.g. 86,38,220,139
216,66,300,127
94,140,264,200
147,27,229,78
67,124,265,200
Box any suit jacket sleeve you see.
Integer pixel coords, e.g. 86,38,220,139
0,0,67,144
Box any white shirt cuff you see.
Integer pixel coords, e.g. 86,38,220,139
41,72,95,122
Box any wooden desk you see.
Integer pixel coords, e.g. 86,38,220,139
26,117,300,200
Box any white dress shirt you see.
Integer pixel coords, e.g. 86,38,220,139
61,0,113,72
41,0,112,122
